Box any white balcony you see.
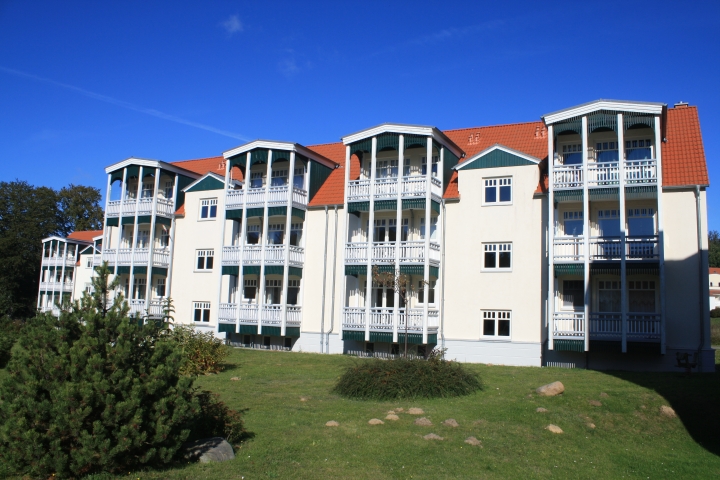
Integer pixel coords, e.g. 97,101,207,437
552,312,585,339
217,303,301,327
552,165,583,190
587,162,619,187
552,159,658,190
624,159,657,185
42,254,76,268
626,236,659,260
589,312,661,341
40,281,74,293
553,237,584,262
346,175,442,202
225,186,308,210
128,299,145,316
342,307,439,334
102,247,170,268
345,241,441,265
221,244,304,266
106,197,175,218
555,236,658,262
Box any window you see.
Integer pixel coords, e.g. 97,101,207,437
374,219,386,242
196,249,214,270
271,169,288,186
563,211,583,236
244,279,257,303
293,167,305,190
626,139,652,160
595,141,619,162
86,256,93,268
403,159,411,177
193,302,211,322
420,217,437,240
598,210,620,237
484,177,512,204
562,280,584,309
290,223,303,246
418,280,436,304
483,243,512,270
482,310,511,337
267,224,284,245
200,198,218,219
85,283,93,294
136,229,149,248
156,278,166,298
133,277,146,300
247,224,261,244
598,280,620,312
160,227,170,248
141,182,153,198
421,156,439,176
265,279,282,304
627,208,655,236
164,181,174,199
561,144,582,165
376,160,398,179
288,279,300,305
250,171,263,188
629,280,656,313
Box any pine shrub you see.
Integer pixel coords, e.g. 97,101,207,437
170,324,230,375
0,315,23,368
333,353,482,400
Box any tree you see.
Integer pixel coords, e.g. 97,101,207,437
709,230,720,268
57,184,104,236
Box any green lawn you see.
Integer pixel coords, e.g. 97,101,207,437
712,317,720,345
3,349,720,479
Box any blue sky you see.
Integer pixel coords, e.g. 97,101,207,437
1,1,719,229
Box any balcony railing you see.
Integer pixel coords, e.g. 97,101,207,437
342,307,439,333
589,312,621,338
225,186,308,210
40,281,74,292
625,159,657,185
552,159,658,190
128,299,145,316
221,245,304,266
347,175,442,202
589,237,622,261
553,165,583,189
106,197,175,218
41,255,77,268
627,313,661,339
552,312,585,339
587,162,619,187
217,303,302,327
626,236,659,260
345,241,441,265
553,236,584,262
102,248,170,267
589,312,661,340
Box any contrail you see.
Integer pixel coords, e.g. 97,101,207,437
0,66,250,141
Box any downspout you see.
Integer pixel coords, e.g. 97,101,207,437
320,205,329,353
440,199,447,351
327,205,339,353
695,186,705,369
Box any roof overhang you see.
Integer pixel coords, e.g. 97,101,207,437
182,172,226,193
453,144,541,171
222,140,338,169
42,235,92,245
104,157,202,179
341,123,464,159
542,99,666,125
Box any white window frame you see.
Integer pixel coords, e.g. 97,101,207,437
419,217,438,240
196,249,214,272
156,278,166,298
163,180,174,199
483,177,512,206
85,256,93,268
243,279,258,303
482,243,512,271
193,301,211,323
250,171,264,188
199,198,218,220
481,310,511,339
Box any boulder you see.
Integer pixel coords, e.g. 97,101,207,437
423,433,443,440
536,407,548,413
414,417,432,426
385,414,399,421
464,436,482,446
442,419,459,427
183,437,235,463
325,421,339,427
546,424,563,434
368,418,384,425
408,407,424,415
660,405,677,418
536,381,564,396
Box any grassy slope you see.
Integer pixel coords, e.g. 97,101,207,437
133,349,720,479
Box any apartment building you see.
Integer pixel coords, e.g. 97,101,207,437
42,99,714,371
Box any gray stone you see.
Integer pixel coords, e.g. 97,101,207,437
536,381,564,396
183,437,235,463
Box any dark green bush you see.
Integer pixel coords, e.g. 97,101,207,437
0,315,23,368
170,324,230,375
333,354,482,400
710,307,720,318
189,390,248,444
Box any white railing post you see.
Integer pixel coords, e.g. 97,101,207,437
618,113,628,353
548,124,555,350
128,166,143,312
581,117,590,351
281,151,295,337
394,135,403,344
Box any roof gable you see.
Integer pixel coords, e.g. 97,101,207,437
454,144,540,171
183,173,225,193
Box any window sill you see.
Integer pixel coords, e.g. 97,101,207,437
198,218,217,222
193,270,214,273
481,269,513,273
478,337,512,342
482,202,513,207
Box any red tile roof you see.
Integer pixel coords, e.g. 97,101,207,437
307,142,346,207
710,268,720,275
170,156,230,177
175,204,185,216
68,230,103,242
662,106,708,187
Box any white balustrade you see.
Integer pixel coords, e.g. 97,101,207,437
264,244,286,263
374,178,398,199
627,313,661,339
41,255,76,267
147,299,165,318
587,162,619,187
427,309,439,329
553,237,585,262
243,245,262,263
430,176,442,198
245,188,265,206
347,180,370,201
226,189,244,209
292,186,308,205
287,305,302,325
262,305,282,325
428,243,440,263
624,159,657,185
398,241,440,264
153,249,170,266
267,186,289,205
370,308,394,330
626,236,659,260
128,299,145,316
372,242,395,262
399,309,424,331
101,247,169,267
133,248,149,264
589,313,621,338
238,304,259,322
107,200,122,216
219,303,238,321
401,176,427,197
588,312,660,340
553,312,585,338
342,307,437,334
93,254,102,266
288,245,304,265
552,165,583,189
342,307,367,330
156,198,175,216
345,243,368,263
40,281,74,292
222,246,242,265
589,237,622,261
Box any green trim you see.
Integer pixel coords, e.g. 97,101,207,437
628,264,659,275
292,207,305,220
624,113,654,131
222,266,239,276
247,208,264,218
431,200,440,214
175,175,194,209
589,187,619,201
459,148,537,170
116,266,130,275
399,265,422,275
79,245,94,255
126,166,139,178
286,327,300,338
110,169,124,183
289,266,302,278
239,324,258,335
228,152,247,169
404,135,426,150
218,323,236,334
151,267,167,277
374,200,397,211
272,150,291,163
402,198,425,210
590,264,620,275
156,216,171,226
554,339,585,352
376,133,399,152
554,190,583,203
264,266,284,276
251,149,269,164
137,215,152,224
588,112,618,133
262,326,281,337
430,266,439,279
349,139,372,158
375,265,394,273
309,162,332,201
427,334,437,344
345,265,366,276
348,201,369,214
121,216,135,225
226,209,243,219
626,185,657,199
370,332,393,343
268,206,287,217
555,264,584,277
185,175,224,192
133,266,147,275
107,217,119,227
244,266,260,275
343,330,365,341
397,333,424,345
554,117,582,137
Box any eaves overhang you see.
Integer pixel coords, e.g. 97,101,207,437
341,123,464,159
104,157,203,179
453,144,541,171
542,99,666,125
41,235,92,245
222,140,338,169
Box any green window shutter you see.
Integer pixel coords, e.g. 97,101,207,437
218,323,236,333
291,207,305,220
222,266,239,276
343,330,365,341
246,208,264,218
268,206,287,217
226,209,243,219
289,267,302,278
285,327,301,337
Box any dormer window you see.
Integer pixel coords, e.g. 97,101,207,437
596,141,618,162
626,139,653,160
561,144,582,165
271,169,288,186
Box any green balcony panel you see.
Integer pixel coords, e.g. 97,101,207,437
554,339,584,352
218,323,236,334
343,330,365,341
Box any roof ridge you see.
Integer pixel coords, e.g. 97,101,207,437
443,120,543,134
307,141,343,148
170,156,223,164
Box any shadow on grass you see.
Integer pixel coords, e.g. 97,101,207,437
605,363,720,456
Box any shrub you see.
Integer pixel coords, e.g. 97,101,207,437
189,390,247,444
0,315,23,368
170,324,230,375
333,351,482,400
710,307,720,318
0,264,244,478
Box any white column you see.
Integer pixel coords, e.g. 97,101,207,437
280,151,296,337
618,114,628,353
128,166,143,310
235,153,252,334
342,146,351,342
257,151,273,336
547,125,555,350
165,175,179,300
102,173,112,267
581,117,590,352
114,168,128,279
144,167,161,311
365,139,377,342
59,241,67,308
393,136,403,344
215,159,232,330
654,115,667,355
37,242,44,310
422,137,432,345
437,146,445,346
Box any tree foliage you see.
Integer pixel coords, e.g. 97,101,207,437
0,180,104,319
709,230,720,269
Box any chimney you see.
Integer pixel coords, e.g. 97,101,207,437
674,101,689,108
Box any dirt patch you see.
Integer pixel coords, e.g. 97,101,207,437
368,419,384,425
414,417,432,426
442,419,459,427
536,407,548,413
325,421,339,427
408,408,424,415
464,436,482,446
588,400,602,407
423,433,443,440
660,405,677,418
546,424,563,434
385,414,399,421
